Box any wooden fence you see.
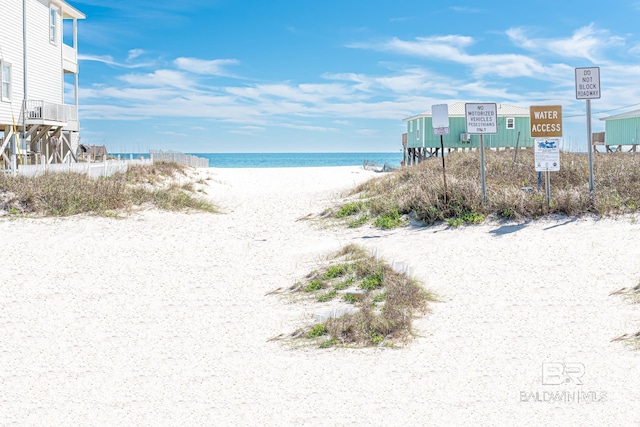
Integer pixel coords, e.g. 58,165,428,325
149,150,209,168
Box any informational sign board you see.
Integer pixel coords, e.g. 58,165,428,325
575,67,601,100
530,105,563,138
535,138,560,172
432,104,450,135
465,103,497,134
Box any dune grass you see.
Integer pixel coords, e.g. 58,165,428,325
611,281,640,350
0,161,216,217
284,244,435,348
332,150,640,228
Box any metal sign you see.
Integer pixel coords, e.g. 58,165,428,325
535,138,560,172
432,104,449,127
575,67,601,100
465,103,497,134
530,105,563,138
431,104,450,201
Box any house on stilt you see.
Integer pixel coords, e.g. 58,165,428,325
0,0,84,172
401,102,534,165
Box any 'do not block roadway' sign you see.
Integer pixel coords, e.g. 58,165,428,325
575,67,601,100
530,105,563,138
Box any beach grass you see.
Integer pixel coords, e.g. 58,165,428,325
610,281,640,350
0,161,216,216
283,244,435,348
334,150,640,227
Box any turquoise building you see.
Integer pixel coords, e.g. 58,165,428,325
403,102,535,152
599,109,640,151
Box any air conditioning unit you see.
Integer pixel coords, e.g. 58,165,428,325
459,133,470,143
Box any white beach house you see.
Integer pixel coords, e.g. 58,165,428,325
0,0,84,170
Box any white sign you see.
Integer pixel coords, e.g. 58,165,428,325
432,103,449,128
535,138,560,172
575,67,601,100
432,104,450,135
465,103,497,134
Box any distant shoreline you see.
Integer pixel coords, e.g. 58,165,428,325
110,151,404,168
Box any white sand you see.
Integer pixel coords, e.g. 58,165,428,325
1,165,640,426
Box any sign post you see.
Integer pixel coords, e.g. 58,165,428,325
534,139,560,206
530,105,563,208
575,67,600,196
432,104,450,202
465,103,498,204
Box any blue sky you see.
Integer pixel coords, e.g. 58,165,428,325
68,0,640,153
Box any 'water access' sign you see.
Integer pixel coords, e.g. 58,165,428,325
530,105,563,138
465,103,497,134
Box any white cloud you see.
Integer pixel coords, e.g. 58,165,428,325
174,58,240,76
79,53,155,68
127,49,144,61
506,24,625,63
118,70,196,90
450,6,481,13
348,35,557,80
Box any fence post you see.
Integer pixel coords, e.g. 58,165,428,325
11,154,17,177
103,155,107,176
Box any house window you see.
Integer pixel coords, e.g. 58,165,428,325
416,119,420,140
506,117,515,129
50,6,58,44
409,121,413,132
1,61,10,102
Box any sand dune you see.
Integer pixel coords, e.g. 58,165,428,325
1,165,639,425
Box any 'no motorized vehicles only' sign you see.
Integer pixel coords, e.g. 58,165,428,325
465,103,497,134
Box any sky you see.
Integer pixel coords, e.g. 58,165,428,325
67,0,640,153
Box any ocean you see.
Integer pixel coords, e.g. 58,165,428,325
114,152,403,168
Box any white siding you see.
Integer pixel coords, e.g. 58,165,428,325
0,0,26,123
25,0,63,104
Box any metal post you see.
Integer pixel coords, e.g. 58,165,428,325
11,154,17,177
480,134,486,204
440,134,447,204
545,171,551,207
586,99,594,195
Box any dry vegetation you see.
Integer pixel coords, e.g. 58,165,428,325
332,150,640,228
272,244,436,348
611,281,640,350
0,161,216,217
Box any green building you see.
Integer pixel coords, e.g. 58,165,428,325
599,109,640,151
402,102,535,155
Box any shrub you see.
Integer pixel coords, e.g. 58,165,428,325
338,150,640,224
0,161,216,217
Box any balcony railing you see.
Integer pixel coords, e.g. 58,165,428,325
63,43,78,73
24,100,77,124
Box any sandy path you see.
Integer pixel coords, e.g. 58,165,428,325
1,166,639,426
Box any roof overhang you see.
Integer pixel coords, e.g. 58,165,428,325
599,109,640,121
52,0,86,20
